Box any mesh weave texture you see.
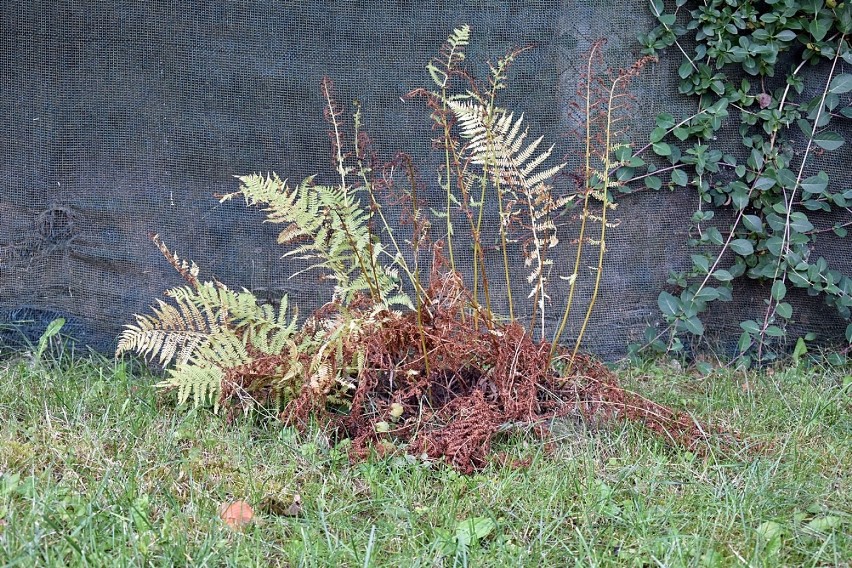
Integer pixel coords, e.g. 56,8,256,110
2,1,850,359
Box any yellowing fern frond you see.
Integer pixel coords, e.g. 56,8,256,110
116,292,224,368
117,267,302,410
229,172,409,308
449,100,569,334
427,24,470,88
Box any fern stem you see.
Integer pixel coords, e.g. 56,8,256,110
550,43,599,363
353,102,385,300
441,96,457,274
321,82,381,302
569,71,623,372
322,79,349,197
478,112,511,323
405,158,432,378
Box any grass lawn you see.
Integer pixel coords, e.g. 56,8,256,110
0,348,850,567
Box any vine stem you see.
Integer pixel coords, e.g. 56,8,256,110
757,34,847,362
674,55,810,358
649,1,698,73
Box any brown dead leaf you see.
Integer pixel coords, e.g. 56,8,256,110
218,500,254,529
259,493,303,517
351,478,371,497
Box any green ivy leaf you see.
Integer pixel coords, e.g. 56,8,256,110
743,215,764,233
731,190,749,209
656,112,675,129
730,239,754,256
693,286,719,301
652,142,672,156
753,177,776,190
691,254,710,273
829,74,852,94
798,118,814,137
713,269,734,282
765,325,785,337
614,145,632,161
788,270,810,287
671,169,688,186
645,176,662,190
682,316,704,335
801,172,829,195
737,331,753,353
809,19,830,42
766,236,783,256
775,30,797,42
658,291,680,317
776,302,793,319
740,320,761,335
705,227,723,245
789,212,814,233
771,280,787,301
813,131,845,151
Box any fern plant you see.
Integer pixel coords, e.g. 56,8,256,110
117,25,630,415
116,241,299,409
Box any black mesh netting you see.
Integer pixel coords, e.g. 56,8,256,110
1,1,850,359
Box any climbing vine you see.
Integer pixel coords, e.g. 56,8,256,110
630,0,852,366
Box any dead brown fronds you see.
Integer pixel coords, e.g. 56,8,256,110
270,245,719,473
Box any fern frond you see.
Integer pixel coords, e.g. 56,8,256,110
116,292,223,367
449,100,568,332
154,329,248,410
427,25,471,88
232,173,326,248
232,172,407,307
153,234,199,286
159,361,223,410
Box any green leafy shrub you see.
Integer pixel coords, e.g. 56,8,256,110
634,0,852,365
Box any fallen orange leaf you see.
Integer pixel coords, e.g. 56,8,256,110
218,500,254,529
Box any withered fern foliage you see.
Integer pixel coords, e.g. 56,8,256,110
117,28,723,471
449,101,569,339
116,238,299,410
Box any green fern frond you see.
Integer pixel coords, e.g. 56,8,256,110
230,173,327,250
118,272,303,410
156,329,248,410
231,171,409,308
162,360,223,410
241,297,299,355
